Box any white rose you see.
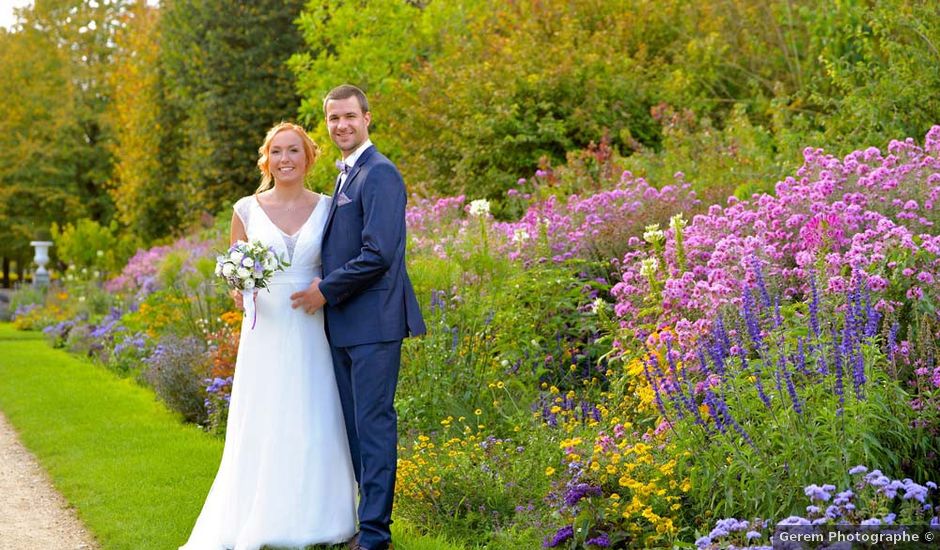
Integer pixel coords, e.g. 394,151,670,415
243,278,255,290
230,250,245,262
214,263,222,276
241,257,255,268
221,263,236,277
236,267,251,279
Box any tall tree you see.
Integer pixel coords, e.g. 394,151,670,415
0,21,84,282
17,0,130,222
160,0,306,216
107,0,178,242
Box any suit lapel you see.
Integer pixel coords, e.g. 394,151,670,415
324,145,377,236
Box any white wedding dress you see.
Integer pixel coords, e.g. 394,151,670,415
180,194,357,550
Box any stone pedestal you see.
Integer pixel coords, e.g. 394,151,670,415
29,241,53,287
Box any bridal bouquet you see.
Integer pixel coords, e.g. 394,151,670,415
215,240,289,329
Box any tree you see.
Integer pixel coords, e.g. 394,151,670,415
107,0,179,242
159,0,307,216
0,22,84,283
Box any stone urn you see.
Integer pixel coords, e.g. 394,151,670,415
29,241,53,287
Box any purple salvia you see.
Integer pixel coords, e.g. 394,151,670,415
715,315,732,357
852,342,866,401
773,294,783,329
686,378,707,428
703,390,725,433
795,337,807,375
713,391,758,451
815,341,829,375
742,288,764,351
861,281,879,338
753,363,773,410
697,347,712,378
785,366,803,415
887,321,899,363
835,324,848,416
808,271,821,339
750,255,772,308
642,356,670,422
831,322,843,381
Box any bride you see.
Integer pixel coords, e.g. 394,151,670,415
180,123,357,549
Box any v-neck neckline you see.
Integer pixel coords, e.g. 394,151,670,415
254,194,323,238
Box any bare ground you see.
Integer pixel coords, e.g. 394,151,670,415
0,411,99,550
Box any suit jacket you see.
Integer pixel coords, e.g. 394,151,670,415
319,145,426,347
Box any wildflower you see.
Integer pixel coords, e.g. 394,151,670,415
643,224,664,244
468,199,490,217
543,525,573,547
640,257,659,278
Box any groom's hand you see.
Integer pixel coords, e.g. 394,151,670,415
290,278,327,314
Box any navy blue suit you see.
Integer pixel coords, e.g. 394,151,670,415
320,145,425,550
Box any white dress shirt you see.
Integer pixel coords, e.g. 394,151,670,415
337,139,373,194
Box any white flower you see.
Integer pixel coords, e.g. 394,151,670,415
643,224,664,244
241,257,255,268
469,199,490,217
214,263,222,276
236,267,250,279
590,298,606,314
230,250,245,262
511,228,530,243
243,278,255,290
640,257,659,278
669,213,686,231
221,263,236,277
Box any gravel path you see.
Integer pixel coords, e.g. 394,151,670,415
0,411,99,550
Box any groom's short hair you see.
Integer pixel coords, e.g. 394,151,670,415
323,85,370,114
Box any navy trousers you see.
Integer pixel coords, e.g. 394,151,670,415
330,340,402,550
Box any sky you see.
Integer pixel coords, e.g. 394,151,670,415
0,0,32,30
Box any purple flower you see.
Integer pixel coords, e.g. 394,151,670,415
849,465,868,475
585,533,610,547
544,525,573,547
563,482,602,507
804,484,836,502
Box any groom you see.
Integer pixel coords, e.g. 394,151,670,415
290,84,426,550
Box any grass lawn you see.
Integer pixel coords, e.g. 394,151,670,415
0,323,461,550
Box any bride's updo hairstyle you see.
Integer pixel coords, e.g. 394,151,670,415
256,122,320,193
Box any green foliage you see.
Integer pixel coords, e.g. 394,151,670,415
107,2,182,242
50,218,139,276
142,334,210,424
159,0,306,215
673,334,917,523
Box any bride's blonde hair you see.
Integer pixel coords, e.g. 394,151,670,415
256,122,320,193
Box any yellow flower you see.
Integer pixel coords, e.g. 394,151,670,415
474,409,482,416
545,467,556,476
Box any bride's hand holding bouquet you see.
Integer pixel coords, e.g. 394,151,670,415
215,240,289,329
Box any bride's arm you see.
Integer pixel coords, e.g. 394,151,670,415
229,212,249,308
